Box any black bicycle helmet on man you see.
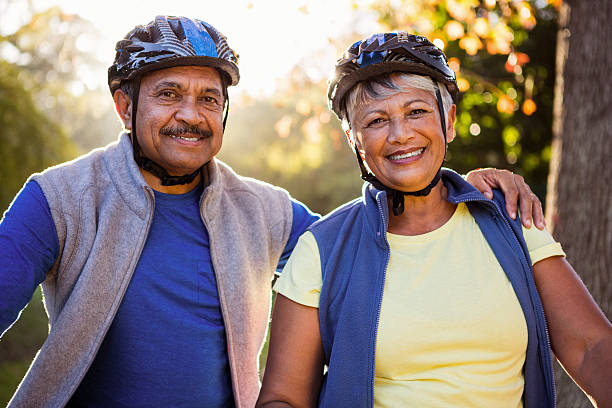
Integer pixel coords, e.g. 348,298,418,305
108,15,239,186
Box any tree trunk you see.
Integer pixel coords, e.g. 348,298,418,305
546,1,612,407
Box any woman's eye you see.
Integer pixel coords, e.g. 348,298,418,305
367,118,385,127
409,108,427,115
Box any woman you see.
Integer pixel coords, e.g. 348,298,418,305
256,32,612,407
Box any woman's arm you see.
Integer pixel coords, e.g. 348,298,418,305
256,294,326,408
533,257,612,407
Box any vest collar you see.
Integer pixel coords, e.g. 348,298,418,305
103,133,230,220
363,168,494,237
102,133,151,220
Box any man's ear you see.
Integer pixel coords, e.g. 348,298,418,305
446,104,457,143
113,89,133,130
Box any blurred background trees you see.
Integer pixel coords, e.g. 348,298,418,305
545,1,612,406
0,3,118,401
0,1,608,406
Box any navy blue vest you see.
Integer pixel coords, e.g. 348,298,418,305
310,169,555,408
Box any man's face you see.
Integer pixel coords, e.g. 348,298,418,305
134,65,225,176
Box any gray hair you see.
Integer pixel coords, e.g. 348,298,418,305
342,72,454,132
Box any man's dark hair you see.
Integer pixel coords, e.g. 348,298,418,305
119,80,135,100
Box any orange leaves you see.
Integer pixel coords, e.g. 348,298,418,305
432,38,446,49
295,99,312,116
486,21,514,54
505,52,530,73
274,115,292,139
516,2,536,29
444,20,465,40
497,94,516,114
370,0,551,61
459,33,483,55
446,0,478,23
302,117,323,144
457,77,470,92
274,100,333,143
364,0,551,121
448,57,461,73
403,0,547,61
522,99,537,115
472,17,490,37
447,57,469,91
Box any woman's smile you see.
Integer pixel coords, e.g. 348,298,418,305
386,147,426,163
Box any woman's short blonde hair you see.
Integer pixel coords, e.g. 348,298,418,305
343,72,454,132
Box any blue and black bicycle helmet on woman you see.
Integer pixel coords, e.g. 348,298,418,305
327,32,459,215
108,16,239,186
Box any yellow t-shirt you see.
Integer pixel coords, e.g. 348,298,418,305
274,203,565,408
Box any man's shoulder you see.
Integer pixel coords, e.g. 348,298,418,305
30,138,130,214
32,140,121,185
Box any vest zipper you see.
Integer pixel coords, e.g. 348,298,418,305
371,194,391,408
198,194,240,407
455,195,556,408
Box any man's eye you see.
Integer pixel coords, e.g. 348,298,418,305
159,91,178,98
204,96,219,104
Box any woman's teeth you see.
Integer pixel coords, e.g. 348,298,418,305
389,148,424,160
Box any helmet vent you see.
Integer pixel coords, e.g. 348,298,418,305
155,16,195,56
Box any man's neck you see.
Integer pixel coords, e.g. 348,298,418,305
140,168,202,194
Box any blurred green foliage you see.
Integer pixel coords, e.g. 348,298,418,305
0,5,91,404
0,60,76,211
445,18,557,199
0,288,47,405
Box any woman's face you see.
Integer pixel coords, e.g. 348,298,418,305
351,87,455,192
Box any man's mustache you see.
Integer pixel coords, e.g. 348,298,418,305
159,125,212,138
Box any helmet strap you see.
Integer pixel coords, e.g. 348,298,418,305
132,135,203,186
222,95,230,129
352,78,449,216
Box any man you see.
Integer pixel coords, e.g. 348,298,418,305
0,16,544,407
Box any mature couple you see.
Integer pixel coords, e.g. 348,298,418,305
0,15,609,408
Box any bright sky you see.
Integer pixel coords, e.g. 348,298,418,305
11,0,381,96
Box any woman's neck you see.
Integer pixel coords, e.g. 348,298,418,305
387,182,457,236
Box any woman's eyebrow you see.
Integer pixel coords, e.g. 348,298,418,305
403,98,429,107
361,98,431,116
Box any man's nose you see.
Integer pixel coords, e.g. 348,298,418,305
174,99,203,125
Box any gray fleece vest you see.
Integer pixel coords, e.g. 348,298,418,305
9,133,293,408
